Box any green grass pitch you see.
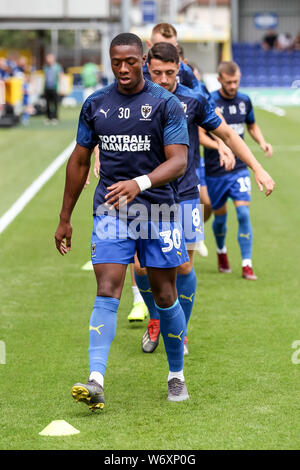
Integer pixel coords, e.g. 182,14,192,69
0,105,300,450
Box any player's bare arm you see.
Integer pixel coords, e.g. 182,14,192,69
55,144,92,255
84,146,100,189
211,121,275,196
93,145,100,178
198,126,235,171
247,122,273,158
105,144,188,210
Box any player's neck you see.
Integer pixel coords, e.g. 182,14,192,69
218,88,237,100
117,77,145,95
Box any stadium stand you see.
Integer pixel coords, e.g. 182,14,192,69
232,43,300,88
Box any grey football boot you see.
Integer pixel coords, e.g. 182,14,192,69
72,379,105,411
167,378,189,402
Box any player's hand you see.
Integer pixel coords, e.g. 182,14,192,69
262,142,273,158
84,169,91,189
253,166,275,197
218,142,236,171
55,220,73,255
105,180,140,210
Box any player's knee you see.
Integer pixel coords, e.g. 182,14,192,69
97,279,121,299
177,261,193,276
236,205,250,224
153,290,176,309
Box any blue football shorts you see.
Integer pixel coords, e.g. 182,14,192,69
206,169,251,210
179,196,204,249
196,156,206,187
91,215,189,268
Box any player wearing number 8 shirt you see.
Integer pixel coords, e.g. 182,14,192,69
200,61,273,280
54,33,192,407
135,43,275,356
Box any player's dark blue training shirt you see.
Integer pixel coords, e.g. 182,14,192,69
174,83,222,200
76,79,189,218
204,90,255,177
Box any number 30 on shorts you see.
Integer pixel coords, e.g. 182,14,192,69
237,176,251,193
159,229,181,253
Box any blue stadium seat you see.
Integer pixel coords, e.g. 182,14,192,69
240,75,256,87
257,75,269,87
291,65,300,77
269,75,281,87
257,66,267,75
268,66,281,75
280,74,293,87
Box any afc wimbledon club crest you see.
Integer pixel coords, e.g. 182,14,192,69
140,104,152,120
239,102,246,115
181,102,187,114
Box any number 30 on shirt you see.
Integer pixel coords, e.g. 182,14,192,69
118,107,131,119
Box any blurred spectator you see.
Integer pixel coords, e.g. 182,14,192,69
14,56,27,76
294,32,300,51
276,32,294,51
81,58,100,101
0,57,9,80
43,53,63,124
262,29,278,50
21,73,31,125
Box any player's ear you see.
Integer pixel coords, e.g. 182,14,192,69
217,75,221,84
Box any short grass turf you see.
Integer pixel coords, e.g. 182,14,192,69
0,106,300,450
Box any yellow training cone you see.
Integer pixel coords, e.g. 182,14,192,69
39,420,80,436
81,261,93,271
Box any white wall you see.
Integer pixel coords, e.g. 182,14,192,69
238,0,300,42
0,0,110,18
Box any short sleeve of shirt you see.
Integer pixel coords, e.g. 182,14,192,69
76,99,99,149
180,62,199,90
194,95,222,131
245,96,255,125
163,95,189,147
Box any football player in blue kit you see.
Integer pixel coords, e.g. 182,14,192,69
199,61,273,280
134,43,275,354
143,22,199,89
54,33,191,408
127,22,205,322
127,23,233,321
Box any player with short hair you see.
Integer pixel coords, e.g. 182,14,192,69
199,61,273,280
143,22,199,90
55,33,191,407
136,43,275,354
127,22,232,320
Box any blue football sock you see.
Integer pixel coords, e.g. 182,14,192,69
236,205,252,261
212,213,227,250
176,268,197,334
155,299,186,372
88,296,120,376
134,272,160,320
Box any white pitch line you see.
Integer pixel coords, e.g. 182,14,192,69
0,140,75,235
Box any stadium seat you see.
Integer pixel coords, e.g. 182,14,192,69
269,75,281,87
280,74,293,87
257,75,269,87
269,66,281,76
241,75,256,87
